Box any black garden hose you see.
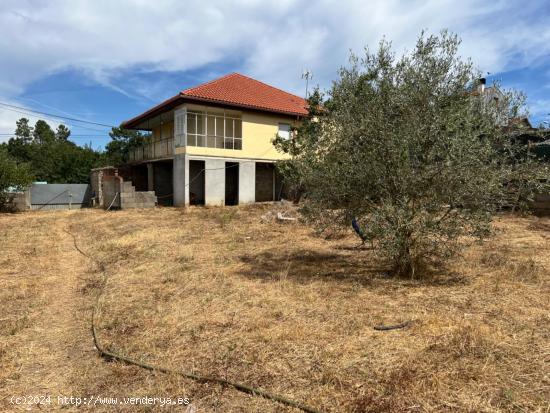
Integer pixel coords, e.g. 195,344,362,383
64,228,325,413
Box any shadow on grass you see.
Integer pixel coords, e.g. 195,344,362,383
239,249,382,286
239,248,469,288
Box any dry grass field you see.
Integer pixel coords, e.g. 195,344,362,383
0,205,549,412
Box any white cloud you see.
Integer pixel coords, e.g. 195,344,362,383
0,0,549,100
0,103,62,141
0,106,25,141
528,98,550,120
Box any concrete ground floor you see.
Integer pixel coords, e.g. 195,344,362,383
126,155,284,207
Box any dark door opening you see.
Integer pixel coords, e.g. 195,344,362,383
225,162,239,206
189,160,205,205
153,160,173,206
255,162,275,202
126,164,148,191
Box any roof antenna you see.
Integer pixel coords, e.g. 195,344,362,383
302,69,312,98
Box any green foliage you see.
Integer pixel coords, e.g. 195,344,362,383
55,124,71,140
281,31,549,277
532,129,550,161
0,147,33,210
33,120,56,143
5,118,104,183
15,118,32,142
104,125,148,165
274,90,325,202
533,142,550,161
2,118,149,185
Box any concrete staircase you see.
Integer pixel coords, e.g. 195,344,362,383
120,181,157,209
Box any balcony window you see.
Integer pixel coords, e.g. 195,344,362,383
186,110,242,150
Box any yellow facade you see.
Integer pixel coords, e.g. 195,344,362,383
152,122,174,141
151,104,295,161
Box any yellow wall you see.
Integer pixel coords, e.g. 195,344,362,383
152,122,174,141
165,104,294,160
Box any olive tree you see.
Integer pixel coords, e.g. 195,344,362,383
282,31,549,277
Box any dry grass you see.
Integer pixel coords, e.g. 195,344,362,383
0,205,549,412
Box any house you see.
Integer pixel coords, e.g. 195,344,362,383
120,73,307,206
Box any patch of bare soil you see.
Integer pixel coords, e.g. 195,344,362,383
1,206,549,412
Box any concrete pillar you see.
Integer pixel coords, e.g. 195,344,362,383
173,153,188,206
147,163,154,192
239,161,255,204
204,158,225,206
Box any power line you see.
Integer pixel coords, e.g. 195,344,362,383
0,105,111,133
18,96,99,120
0,101,117,128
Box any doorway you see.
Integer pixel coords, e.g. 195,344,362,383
225,162,239,205
189,160,205,205
153,160,173,206
255,162,275,202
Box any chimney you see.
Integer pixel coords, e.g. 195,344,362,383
477,77,486,94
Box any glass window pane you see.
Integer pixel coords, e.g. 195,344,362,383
196,135,205,147
278,123,291,140
196,114,205,135
187,114,196,134
216,136,224,148
207,116,215,136
234,120,242,139
187,134,196,146
207,136,216,148
234,138,242,150
224,138,233,149
225,118,233,138
215,117,224,137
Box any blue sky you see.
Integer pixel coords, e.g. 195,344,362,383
1,0,550,148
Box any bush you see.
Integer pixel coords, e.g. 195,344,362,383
0,149,33,211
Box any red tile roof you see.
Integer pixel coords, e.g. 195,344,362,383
123,73,308,129
181,73,308,116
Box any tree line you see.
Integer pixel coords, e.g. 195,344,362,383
1,117,148,178
0,118,147,209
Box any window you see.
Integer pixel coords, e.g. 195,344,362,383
278,123,291,140
186,110,242,150
174,109,186,147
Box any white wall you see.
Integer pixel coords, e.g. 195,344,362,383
239,161,256,204
173,153,189,206
204,158,225,205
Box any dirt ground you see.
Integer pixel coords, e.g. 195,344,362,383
0,205,548,412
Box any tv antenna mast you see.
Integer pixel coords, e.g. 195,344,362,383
302,69,313,98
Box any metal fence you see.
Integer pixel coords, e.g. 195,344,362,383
30,184,92,210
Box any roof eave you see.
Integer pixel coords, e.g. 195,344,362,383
122,94,307,129
121,94,183,130
181,95,307,117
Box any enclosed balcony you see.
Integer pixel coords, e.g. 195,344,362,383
128,136,174,162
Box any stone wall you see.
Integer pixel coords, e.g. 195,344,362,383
2,190,30,212
90,166,115,207
101,173,156,209
101,174,121,209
